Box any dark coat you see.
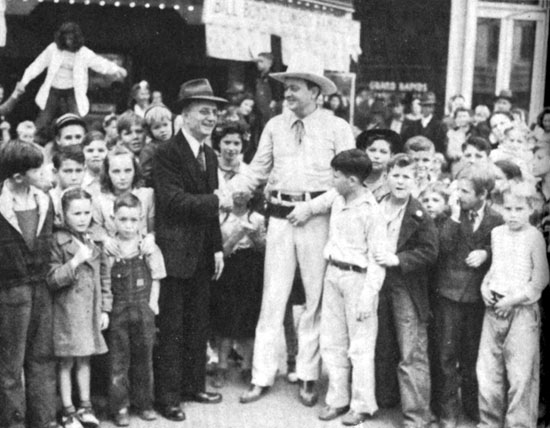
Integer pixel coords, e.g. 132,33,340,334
152,130,222,279
436,205,504,303
382,196,439,322
401,117,448,153
0,184,53,289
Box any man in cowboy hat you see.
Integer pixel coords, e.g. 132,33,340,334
493,89,513,113
153,79,232,421
228,53,355,406
401,91,447,154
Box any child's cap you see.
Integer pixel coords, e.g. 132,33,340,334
54,113,87,135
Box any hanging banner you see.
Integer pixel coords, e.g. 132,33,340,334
202,0,361,72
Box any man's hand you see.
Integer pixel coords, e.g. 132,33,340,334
465,250,487,268
213,251,224,280
114,68,127,80
100,312,110,330
373,250,399,267
287,203,312,227
140,233,156,256
149,296,159,315
493,295,515,318
356,293,376,321
481,285,495,307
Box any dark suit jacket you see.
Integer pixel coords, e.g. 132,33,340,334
382,196,439,322
153,130,222,279
436,205,504,303
400,117,448,153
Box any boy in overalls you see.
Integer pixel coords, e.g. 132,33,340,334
108,193,166,426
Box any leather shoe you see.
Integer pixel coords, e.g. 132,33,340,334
341,409,377,426
160,405,186,422
239,384,269,404
298,380,318,407
318,405,350,421
190,391,223,404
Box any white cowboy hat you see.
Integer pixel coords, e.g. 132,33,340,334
270,53,337,95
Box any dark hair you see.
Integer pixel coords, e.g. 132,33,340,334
305,80,321,97
356,132,395,153
0,141,44,182
212,122,247,152
113,192,142,214
537,107,550,129
117,111,145,135
103,113,117,129
81,130,106,148
457,164,495,196
387,153,415,171
52,145,85,170
494,159,522,181
461,136,491,156
101,146,142,193
54,22,84,52
330,149,372,182
61,187,92,214
404,135,435,153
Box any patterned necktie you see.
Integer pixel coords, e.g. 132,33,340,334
197,144,206,172
292,119,305,145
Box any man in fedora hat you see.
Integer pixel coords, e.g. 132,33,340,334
493,89,513,113
229,53,355,406
401,91,447,154
152,78,232,421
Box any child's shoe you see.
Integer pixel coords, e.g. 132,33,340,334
76,407,99,428
138,409,157,421
61,412,84,428
114,408,130,427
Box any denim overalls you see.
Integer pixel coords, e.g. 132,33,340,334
108,254,155,413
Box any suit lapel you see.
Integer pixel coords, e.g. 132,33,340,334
397,198,421,251
176,131,202,189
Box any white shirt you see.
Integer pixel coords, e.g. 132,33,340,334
230,108,355,194
180,127,203,158
421,114,433,128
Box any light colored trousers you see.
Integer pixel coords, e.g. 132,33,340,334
320,266,379,414
252,215,329,386
477,304,540,428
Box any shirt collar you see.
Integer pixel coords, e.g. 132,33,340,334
336,189,377,210
421,114,433,126
180,127,203,158
288,107,321,128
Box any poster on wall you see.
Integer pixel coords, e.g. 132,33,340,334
324,71,356,125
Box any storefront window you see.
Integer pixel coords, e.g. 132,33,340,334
510,20,536,111
472,18,500,109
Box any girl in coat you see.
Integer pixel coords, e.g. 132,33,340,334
47,187,112,428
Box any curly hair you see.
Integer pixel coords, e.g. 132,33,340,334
54,22,84,52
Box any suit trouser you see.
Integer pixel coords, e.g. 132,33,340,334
320,266,378,414
252,215,329,386
0,282,57,428
154,269,211,407
434,295,484,422
477,305,540,428
390,285,431,428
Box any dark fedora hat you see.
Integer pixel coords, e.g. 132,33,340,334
356,129,403,153
494,89,513,102
420,91,437,105
175,79,227,110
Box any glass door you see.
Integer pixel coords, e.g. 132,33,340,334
471,1,547,120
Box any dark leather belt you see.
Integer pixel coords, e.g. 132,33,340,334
329,259,367,273
269,191,325,202
266,202,294,219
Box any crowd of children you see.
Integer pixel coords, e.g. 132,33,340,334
0,72,549,428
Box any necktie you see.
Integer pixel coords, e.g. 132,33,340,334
292,119,305,145
197,144,206,172
468,210,478,232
